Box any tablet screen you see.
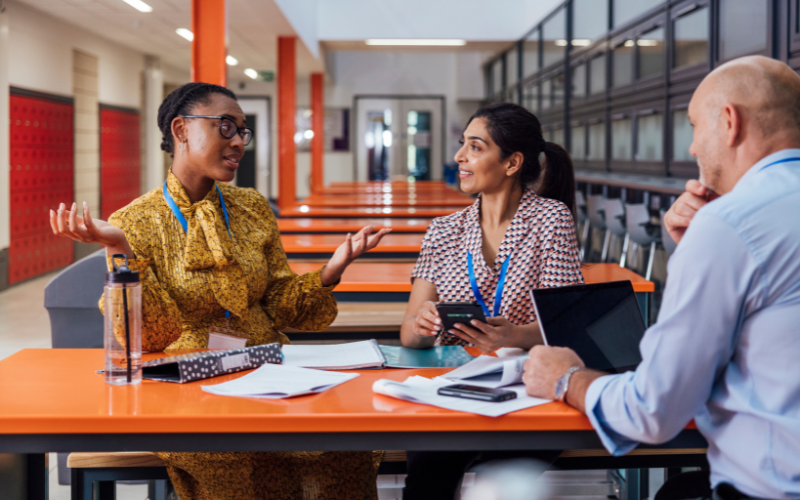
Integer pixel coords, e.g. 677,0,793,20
531,281,646,373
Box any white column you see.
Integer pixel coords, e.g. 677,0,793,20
142,55,164,192
0,2,10,289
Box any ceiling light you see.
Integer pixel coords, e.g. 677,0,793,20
122,0,152,12
244,68,258,79
555,39,592,47
176,28,194,42
637,39,659,46
365,39,467,46
226,55,238,66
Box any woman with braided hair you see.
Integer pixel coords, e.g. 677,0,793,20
50,82,388,499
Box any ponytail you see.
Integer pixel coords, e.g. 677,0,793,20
468,103,577,222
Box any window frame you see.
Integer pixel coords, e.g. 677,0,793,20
791,0,800,55
715,0,774,65
522,26,543,81
633,105,668,176
568,119,589,168
668,92,699,179
610,29,637,93
634,14,669,88
541,4,569,72
584,114,609,172
609,109,635,172
670,0,713,82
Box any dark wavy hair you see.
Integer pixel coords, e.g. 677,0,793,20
468,103,576,220
157,82,237,156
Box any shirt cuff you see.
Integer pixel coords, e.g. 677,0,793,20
105,254,151,273
306,267,338,293
585,374,639,456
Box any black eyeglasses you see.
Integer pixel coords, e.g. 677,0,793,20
181,115,254,146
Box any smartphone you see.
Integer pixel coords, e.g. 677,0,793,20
436,301,488,333
437,384,517,402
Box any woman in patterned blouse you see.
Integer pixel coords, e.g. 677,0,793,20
50,83,388,500
400,103,584,500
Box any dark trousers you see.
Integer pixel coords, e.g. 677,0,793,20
402,450,561,500
655,471,773,500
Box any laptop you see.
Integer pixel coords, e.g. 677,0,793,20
530,281,647,373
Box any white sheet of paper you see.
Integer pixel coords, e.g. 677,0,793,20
208,332,248,350
281,340,385,370
373,376,550,417
202,363,359,399
441,354,528,388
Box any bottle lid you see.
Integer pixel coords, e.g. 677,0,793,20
106,254,140,284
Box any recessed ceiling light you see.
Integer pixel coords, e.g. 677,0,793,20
365,39,467,46
244,68,258,79
121,0,152,12
176,28,194,42
226,55,238,66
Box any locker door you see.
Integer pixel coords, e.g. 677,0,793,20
100,107,141,220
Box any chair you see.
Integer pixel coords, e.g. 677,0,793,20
625,203,661,281
660,209,678,257
603,198,627,264
44,250,169,498
585,194,606,262
575,191,590,260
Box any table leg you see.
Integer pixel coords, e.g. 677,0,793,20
26,454,47,500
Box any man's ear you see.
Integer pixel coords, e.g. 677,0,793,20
172,116,188,145
723,103,742,148
505,152,524,177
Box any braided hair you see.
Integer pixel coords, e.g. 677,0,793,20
157,82,237,156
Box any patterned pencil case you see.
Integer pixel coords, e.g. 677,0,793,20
140,343,283,383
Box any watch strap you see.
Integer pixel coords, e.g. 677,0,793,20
556,366,582,402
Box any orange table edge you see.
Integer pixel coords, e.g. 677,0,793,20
277,218,432,233
282,234,424,254
280,206,465,218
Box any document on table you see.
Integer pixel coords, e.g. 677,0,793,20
202,363,359,399
373,376,550,417
281,339,386,370
440,354,528,388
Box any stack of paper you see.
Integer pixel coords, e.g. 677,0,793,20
281,339,386,370
373,376,550,417
202,363,359,399
441,354,528,388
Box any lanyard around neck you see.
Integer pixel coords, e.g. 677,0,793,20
162,180,231,237
162,179,233,320
467,251,510,318
758,157,800,172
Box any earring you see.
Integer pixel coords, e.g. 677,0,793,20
179,141,187,154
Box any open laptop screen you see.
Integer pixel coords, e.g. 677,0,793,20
530,281,646,374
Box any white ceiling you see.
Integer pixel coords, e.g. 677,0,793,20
16,0,325,82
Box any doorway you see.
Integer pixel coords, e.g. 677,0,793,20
354,96,444,182
237,97,271,197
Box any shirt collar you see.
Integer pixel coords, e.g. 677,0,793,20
736,149,800,189
166,168,220,209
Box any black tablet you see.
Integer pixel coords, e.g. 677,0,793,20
530,281,646,374
436,301,488,334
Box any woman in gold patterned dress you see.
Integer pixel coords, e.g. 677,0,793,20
49,82,389,500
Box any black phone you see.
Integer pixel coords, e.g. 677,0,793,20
436,301,488,333
437,384,517,402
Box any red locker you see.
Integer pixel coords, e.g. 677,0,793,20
100,108,140,220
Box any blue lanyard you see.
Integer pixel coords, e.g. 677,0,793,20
467,251,510,318
758,157,800,171
163,180,233,319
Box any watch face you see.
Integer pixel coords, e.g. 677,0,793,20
554,374,568,400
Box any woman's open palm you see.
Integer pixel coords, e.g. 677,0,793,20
50,202,129,248
321,225,391,286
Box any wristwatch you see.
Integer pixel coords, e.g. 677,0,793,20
554,366,582,402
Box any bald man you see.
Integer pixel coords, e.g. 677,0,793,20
524,56,800,500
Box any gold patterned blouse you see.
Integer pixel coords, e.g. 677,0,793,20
102,171,337,351
99,172,381,500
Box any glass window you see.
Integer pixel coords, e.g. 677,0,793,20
491,59,503,95
572,63,587,98
553,128,565,148
614,0,662,28
573,0,609,43
672,109,695,161
612,118,633,160
719,0,769,61
542,7,567,68
552,73,565,107
571,125,587,159
613,40,634,88
524,83,539,112
588,122,606,160
523,29,540,78
636,114,663,161
506,47,518,87
590,53,607,94
541,79,552,110
505,87,517,103
674,5,709,69
638,27,665,79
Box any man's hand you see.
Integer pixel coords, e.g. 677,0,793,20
523,345,585,400
664,180,714,245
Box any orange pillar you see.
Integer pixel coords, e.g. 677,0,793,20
191,0,227,86
278,36,297,209
310,73,325,194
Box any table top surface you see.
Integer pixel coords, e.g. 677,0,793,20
282,233,424,254
280,206,465,218
575,171,691,195
277,218,432,233
289,262,655,293
0,349,592,435
299,193,474,207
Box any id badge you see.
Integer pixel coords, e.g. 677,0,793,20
208,325,249,350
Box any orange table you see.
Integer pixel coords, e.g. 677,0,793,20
277,218,432,234
299,193,474,207
0,349,704,455
282,233,424,259
280,206,464,218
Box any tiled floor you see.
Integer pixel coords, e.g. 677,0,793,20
0,272,56,361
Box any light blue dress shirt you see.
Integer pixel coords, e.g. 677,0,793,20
585,149,800,499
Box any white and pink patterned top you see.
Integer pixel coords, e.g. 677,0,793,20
411,189,584,346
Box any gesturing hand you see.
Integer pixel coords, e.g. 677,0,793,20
664,180,717,245
320,225,391,286
448,316,522,354
49,202,133,257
